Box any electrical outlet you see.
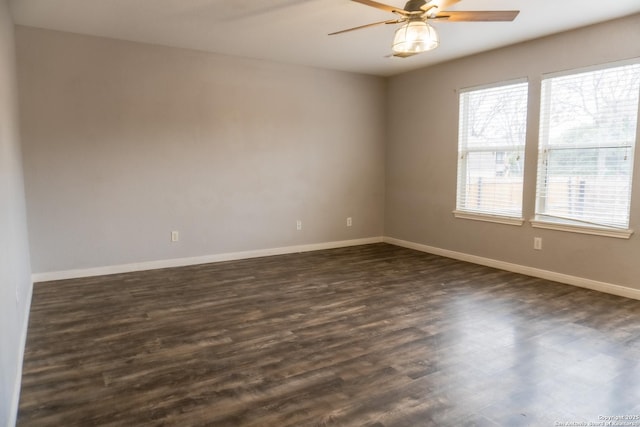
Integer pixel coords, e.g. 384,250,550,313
534,237,542,250
347,217,352,227
296,220,302,231
171,231,179,242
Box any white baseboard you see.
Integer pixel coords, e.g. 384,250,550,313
31,234,640,301
384,236,640,301
9,279,34,427
31,237,384,283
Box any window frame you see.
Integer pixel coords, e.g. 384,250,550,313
533,58,640,239
454,78,529,226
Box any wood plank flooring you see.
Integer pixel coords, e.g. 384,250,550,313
18,243,640,426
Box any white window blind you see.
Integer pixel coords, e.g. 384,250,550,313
456,81,529,218
536,61,640,229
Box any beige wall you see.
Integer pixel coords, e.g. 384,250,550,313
0,0,32,425
16,26,386,274
386,14,640,289
14,16,640,286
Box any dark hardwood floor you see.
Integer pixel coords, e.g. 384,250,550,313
18,243,640,426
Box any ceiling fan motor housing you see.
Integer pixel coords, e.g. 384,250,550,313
404,0,429,12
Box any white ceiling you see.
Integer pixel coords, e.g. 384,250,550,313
9,0,640,76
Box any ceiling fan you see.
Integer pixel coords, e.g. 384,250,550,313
329,0,519,58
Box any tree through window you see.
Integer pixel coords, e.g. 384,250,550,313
456,80,529,219
536,61,640,229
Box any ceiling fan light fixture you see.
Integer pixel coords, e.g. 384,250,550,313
392,20,439,55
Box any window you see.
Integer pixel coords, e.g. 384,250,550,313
455,80,529,223
535,61,640,232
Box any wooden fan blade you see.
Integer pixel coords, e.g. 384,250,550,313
329,19,404,35
393,51,420,58
351,0,408,15
436,10,519,21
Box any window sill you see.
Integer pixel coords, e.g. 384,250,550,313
453,210,524,226
530,216,634,239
